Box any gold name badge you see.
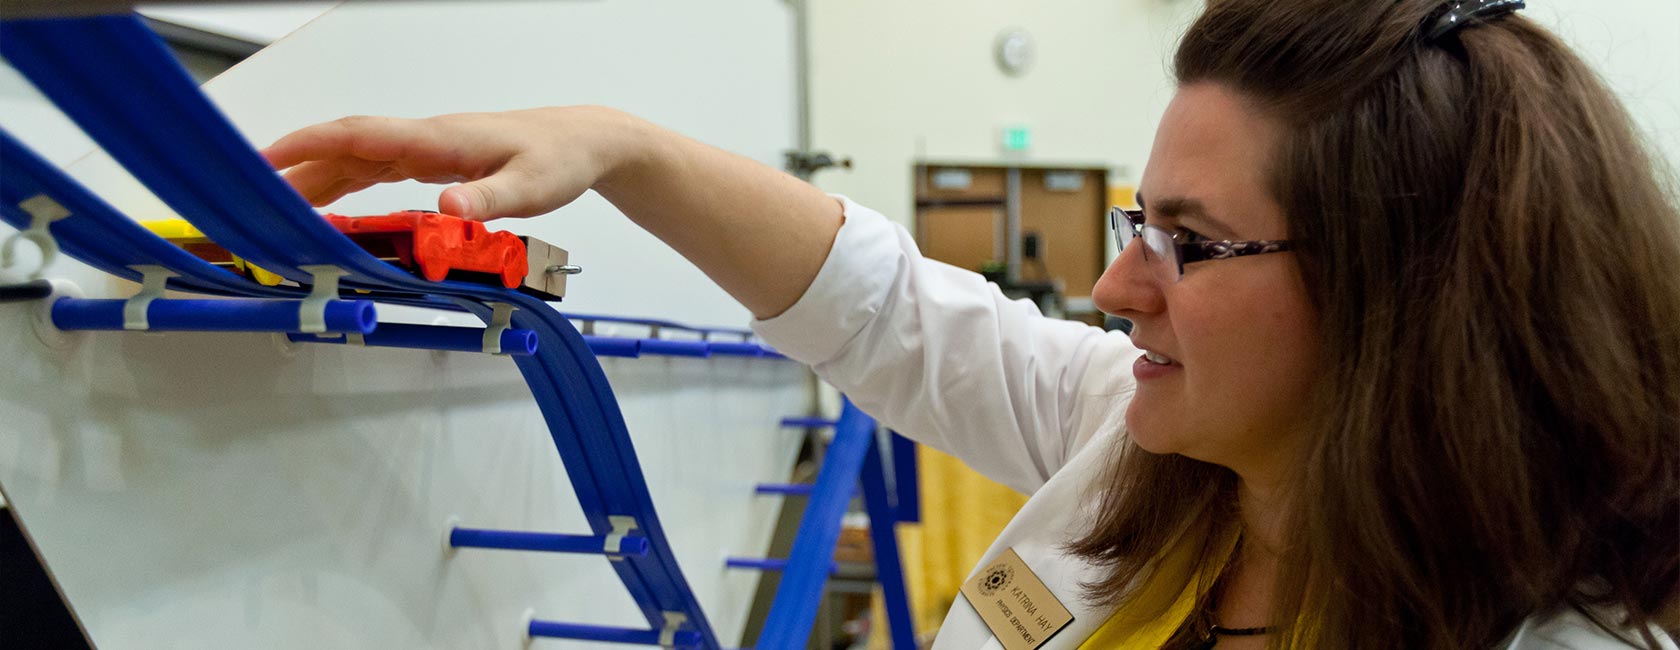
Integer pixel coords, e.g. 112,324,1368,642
959,548,1075,650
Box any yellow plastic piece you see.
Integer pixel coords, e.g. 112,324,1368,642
140,219,284,286
240,261,285,286
140,218,206,240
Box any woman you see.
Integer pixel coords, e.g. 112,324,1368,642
264,0,1678,647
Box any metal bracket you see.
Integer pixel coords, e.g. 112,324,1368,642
481,303,516,354
603,515,638,561
298,265,348,334
3,194,71,279
123,265,176,331
658,611,688,648
522,235,576,300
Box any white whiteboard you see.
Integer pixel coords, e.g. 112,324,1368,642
0,1,809,648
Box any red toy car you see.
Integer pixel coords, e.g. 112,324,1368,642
323,210,527,289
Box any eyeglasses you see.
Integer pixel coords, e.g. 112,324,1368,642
1109,206,1294,282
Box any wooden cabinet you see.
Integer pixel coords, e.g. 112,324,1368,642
913,164,1108,320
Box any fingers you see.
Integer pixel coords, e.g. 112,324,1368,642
263,112,574,220
300,169,409,208
280,157,400,205
262,115,430,171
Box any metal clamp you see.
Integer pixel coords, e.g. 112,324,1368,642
123,265,176,331
603,515,638,561
658,612,688,648
298,265,348,334
2,194,71,279
482,303,516,354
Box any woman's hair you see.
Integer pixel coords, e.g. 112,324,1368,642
1068,1,1680,647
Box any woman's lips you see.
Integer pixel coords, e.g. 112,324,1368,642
1133,350,1180,381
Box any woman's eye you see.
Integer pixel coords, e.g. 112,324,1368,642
1177,228,1210,243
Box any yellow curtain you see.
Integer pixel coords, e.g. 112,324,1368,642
871,444,1029,648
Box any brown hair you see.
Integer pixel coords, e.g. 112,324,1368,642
1068,1,1680,647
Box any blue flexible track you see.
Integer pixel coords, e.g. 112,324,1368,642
0,129,295,299
562,312,756,340
860,425,917,649
753,399,876,649
1,14,719,647
890,432,921,524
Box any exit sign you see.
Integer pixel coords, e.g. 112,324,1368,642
1001,125,1031,152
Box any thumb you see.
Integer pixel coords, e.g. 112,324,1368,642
439,166,541,221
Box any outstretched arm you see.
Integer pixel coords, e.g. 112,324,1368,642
264,106,841,319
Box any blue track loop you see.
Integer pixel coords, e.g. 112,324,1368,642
1,14,719,647
0,129,297,299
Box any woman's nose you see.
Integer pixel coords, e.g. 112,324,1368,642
1092,238,1165,318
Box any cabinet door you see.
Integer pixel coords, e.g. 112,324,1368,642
1020,168,1106,298
915,166,1008,274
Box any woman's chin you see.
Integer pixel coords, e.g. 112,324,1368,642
1124,401,1180,455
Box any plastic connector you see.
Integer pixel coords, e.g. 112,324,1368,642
122,264,175,330
298,265,348,334
2,193,70,279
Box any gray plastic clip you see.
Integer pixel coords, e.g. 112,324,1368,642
123,265,176,331
603,515,638,561
658,612,688,648
3,194,71,279
482,303,517,354
298,265,348,334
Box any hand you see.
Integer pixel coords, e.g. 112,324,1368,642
262,106,640,221
268,105,841,319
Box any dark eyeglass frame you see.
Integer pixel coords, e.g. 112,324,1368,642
1109,206,1294,281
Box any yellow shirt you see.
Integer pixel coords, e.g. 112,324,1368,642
1075,532,1239,649
1075,576,1202,648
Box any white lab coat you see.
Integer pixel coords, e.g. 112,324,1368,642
752,198,1675,650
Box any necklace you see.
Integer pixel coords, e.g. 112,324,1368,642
1189,622,1275,649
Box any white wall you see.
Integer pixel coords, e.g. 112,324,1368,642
807,0,1202,235
807,0,1680,241
1530,0,1680,183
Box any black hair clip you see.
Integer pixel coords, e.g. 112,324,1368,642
1425,0,1527,42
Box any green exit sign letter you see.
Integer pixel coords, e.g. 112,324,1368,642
1001,125,1031,152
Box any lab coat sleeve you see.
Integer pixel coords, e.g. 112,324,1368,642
753,197,1136,494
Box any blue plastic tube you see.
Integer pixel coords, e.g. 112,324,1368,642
726,557,789,571
527,621,701,648
289,323,537,356
778,416,838,429
583,335,641,358
450,527,650,556
51,297,375,333
753,484,815,497
638,338,711,358
725,557,839,575
706,341,764,357
561,311,755,340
